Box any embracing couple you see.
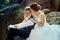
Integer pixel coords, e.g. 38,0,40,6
6,2,60,40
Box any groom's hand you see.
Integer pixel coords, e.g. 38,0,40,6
30,18,36,23
30,18,34,21
14,24,18,29
7,26,10,30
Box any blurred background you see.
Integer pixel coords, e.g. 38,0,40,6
0,0,60,40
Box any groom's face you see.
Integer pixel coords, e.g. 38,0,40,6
24,9,31,16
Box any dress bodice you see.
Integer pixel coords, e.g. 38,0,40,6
32,11,46,22
32,11,49,28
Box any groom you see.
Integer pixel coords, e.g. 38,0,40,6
6,7,35,40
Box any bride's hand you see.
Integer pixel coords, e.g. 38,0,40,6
30,18,44,26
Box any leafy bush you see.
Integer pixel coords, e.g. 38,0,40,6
46,12,60,25
42,9,51,14
0,8,24,40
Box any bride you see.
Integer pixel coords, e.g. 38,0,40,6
26,2,60,40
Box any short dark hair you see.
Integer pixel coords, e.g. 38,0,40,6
24,7,31,13
30,2,41,11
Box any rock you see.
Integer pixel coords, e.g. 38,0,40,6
46,12,60,25
42,9,51,14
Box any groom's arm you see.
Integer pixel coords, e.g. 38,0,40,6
16,20,34,29
8,20,34,29
8,20,25,29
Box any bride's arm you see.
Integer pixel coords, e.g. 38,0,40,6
30,14,44,26
38,14,44,26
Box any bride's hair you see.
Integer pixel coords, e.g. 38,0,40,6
30,2,41,11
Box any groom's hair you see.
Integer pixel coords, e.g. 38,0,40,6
24,7,30,11
24,6,31,13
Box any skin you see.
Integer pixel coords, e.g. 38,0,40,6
24,10,31,20
30,8,44,26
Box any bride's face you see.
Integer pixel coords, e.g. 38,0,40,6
30,8,34,13
30,8,37,15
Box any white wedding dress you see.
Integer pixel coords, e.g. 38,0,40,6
26,11,60,40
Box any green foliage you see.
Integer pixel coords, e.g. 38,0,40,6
42,9,51,14
55,0,60,5
7,8,24,25
46,12,60,25
0,8,24,40
5,0,10,4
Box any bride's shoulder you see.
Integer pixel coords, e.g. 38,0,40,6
39,11,45,16
39,11,46,18
40,11,44,14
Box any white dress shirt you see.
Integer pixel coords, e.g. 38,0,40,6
9,15,34,29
